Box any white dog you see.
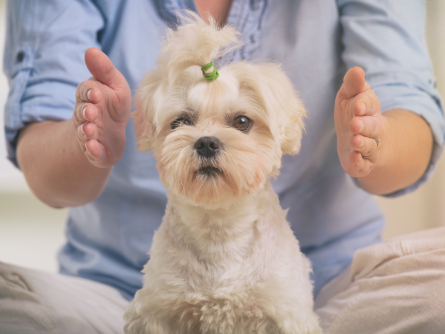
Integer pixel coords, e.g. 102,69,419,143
124,12,322,334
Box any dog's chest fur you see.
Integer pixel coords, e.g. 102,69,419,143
126,183,317,333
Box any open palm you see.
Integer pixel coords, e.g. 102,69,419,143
334,67,385,178
72,48,132,168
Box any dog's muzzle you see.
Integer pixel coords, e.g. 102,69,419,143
194,136,223,177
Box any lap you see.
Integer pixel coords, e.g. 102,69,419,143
0,262,129,334
315,227,445,334
3,228,445,334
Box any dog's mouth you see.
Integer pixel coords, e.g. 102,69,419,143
196,165,222,177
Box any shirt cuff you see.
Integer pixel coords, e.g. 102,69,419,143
4,48,83,169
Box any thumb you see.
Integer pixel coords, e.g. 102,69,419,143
339,66,367,99
84,47,127,90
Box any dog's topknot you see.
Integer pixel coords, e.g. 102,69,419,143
158,10,241,85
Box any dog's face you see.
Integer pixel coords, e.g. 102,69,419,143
133,62,306,207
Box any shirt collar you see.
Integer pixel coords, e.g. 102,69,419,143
155,0,269,62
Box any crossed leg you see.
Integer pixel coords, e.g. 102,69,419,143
315,227,445,334
0,262,129,334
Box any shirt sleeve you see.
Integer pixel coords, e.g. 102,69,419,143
3,0,104,168
337,0,445,197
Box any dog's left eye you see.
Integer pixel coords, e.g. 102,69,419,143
233,116,252,132
171,117,191,130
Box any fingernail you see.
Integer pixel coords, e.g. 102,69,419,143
358,120,364,132
87,89,92,101
82,106,88,121
80,124,85,136
361,103,366,115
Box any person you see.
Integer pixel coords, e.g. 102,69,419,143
2,0,445,333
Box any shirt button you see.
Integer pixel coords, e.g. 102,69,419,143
17,51,25,62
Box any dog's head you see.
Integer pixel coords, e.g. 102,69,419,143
133,12,306,207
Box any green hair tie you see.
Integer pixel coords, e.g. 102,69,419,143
201,61,219,81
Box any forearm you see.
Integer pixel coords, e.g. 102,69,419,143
17,120,112,208
357,109,433,195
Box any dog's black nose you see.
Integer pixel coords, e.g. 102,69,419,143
194,136,220,158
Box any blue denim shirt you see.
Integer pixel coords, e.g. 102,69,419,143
4,0,444,299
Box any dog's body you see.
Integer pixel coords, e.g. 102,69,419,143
124,12,322,334
125,184,320,333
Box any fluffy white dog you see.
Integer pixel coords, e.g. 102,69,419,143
124,12,322,334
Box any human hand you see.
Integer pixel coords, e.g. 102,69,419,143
334,67,386,178
73,48,132,168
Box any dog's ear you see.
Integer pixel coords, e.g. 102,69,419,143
132,70,164,152
278,86,306,156
255,64,307,155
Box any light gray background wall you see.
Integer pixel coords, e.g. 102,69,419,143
1,0,445,273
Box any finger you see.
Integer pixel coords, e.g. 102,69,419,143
349,150,372,176
349,116,380,137
77,123,87,145
350,134,379,157
349,91,380,117
338,67,367,99
83,103,99,122
77,122,98,144
85,139,106,163
73,103,99,127
84,48,127,90
75,80,102,104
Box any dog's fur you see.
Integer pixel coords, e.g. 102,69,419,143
124,12,322,334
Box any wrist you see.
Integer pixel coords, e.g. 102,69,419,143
356,109,432,195
18,120,113,208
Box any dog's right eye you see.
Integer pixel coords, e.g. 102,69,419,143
171,117,191,130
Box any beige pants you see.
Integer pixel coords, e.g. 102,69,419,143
315,227,445,334
0,263,129,334
1,227,445,333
